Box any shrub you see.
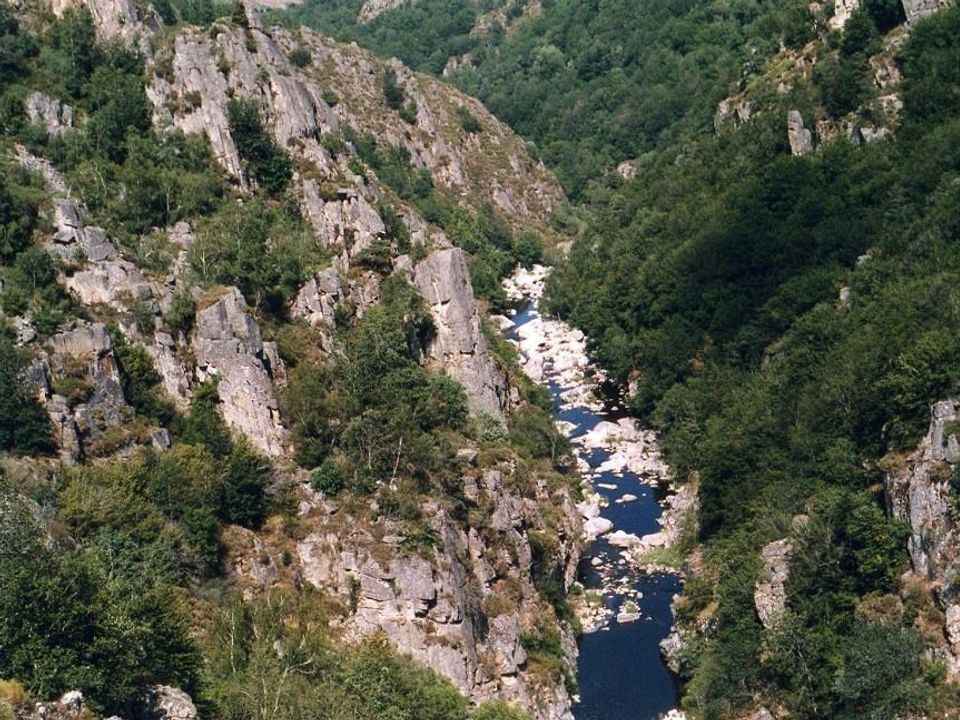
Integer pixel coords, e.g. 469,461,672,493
223,440,270,528
227,97,292,195
111,331,176,425
457,106,482,134
0,333,54,455
310,458,347,496
288,45,311,68
321,89,339,107
382,67,404,109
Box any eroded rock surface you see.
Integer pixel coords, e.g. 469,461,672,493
902,0,954,23
886,399,960,673
755,538,792,630
293,468,581,720
787,110,814,157
414,248,507,417
194,288,288,457
25,92,73,136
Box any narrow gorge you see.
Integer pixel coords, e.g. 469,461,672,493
500,267,696,720
4,0,960,719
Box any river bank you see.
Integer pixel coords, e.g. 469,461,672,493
499,266,696,720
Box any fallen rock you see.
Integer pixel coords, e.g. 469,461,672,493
147,686,197,720
607,530,640,549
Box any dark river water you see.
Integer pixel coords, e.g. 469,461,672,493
508,301,681,720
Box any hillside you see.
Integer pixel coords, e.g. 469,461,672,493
0,2,581,719
274,0,960,718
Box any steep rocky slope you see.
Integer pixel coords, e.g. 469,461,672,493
4,1,580,717
885,401,960,675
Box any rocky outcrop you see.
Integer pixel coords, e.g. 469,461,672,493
902,0,954,23
35,323,135,462
293,466,581,720
150,33,245,183
146,686,198,720
755,538,792,630
787,110,814,157
299,182,386,256
194,288,288,457
48,198,118,263
291,266,342,352
146,16,564,239
715,97,757,130
830,0,861,29
886,400,960,586
414,248,507,417
357,0,409,22
50,0,158,45
885,400,960,673
24,92,73,137
64,259,160,313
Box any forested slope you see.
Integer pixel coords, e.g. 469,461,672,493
539,4,960,719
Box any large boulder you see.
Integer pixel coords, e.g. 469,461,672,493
147,686,197,720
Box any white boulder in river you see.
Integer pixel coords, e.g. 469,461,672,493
584,517,614,540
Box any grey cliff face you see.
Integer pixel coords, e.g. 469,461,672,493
25,91,74,137
292,467,581,720
787,110,814,157
414,247,508,418
886,400,960,674
754,538,792,630
194,288,288,458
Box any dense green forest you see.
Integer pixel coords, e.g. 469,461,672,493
0,4,559,718
277,0,824,199
278,0,960,717
546,9,960,715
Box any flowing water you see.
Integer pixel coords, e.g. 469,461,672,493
506,299,682,720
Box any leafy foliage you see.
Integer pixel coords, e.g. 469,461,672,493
284,276,468,488
0,483,201,715
227,97,293,196
188,197,324,312
0,333,53,455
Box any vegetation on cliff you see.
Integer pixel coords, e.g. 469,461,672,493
276,0,960,716
0,3,566,717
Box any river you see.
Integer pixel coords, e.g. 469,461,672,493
503,269,683,720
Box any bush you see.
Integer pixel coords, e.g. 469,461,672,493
223,440,270,528
382,66,404,110
457,106,482,134
227,97,292,195
288,45,311,68
111,331,176,425
0,333,54,455
310,458,346,496
0,491,201,715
